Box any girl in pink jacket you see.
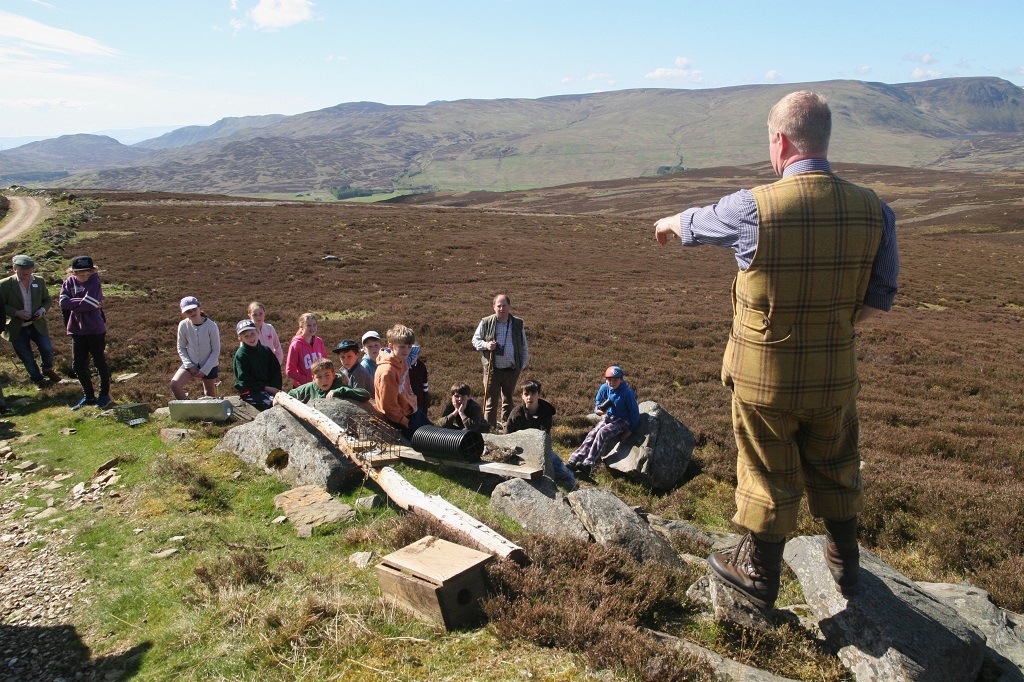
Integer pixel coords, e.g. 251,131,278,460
285,313,326,388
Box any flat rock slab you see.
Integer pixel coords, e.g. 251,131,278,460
785,535,985,681
917,581,1024,680
647,629,799,681
490,477,589,542
482,429,553,478
159,428,196,443
567,487,681,567
646,514,715,552
273,485,355,536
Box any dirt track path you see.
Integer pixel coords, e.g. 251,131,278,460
0,195,49,246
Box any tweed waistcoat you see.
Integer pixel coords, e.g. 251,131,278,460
721,172,884,409
478,314,525,370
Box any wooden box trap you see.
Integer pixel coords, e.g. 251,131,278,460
376,536,493,630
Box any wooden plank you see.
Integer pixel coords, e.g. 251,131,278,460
395,446,542,480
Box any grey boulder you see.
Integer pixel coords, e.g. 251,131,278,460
602,401,694,492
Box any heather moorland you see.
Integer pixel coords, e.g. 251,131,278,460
2,161,1023,678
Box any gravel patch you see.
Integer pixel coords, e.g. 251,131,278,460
0,434,146,681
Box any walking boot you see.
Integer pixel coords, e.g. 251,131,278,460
708,532,785,609
823,517,860,595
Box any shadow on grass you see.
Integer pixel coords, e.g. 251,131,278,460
0,624,151,680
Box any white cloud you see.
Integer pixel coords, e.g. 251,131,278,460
250,0,314,30
0,10,119,57
765,69,781,81
855,65,872,75
0,97,94,111
645,57,703,83
904,52,940,65
911,67,941,80
561,72,615,86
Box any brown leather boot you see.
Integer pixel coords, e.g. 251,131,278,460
708,532,785,609
823,517,860,595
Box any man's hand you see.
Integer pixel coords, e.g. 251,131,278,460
14,311,31,321
485,340,497,351
188,366,200,377
654,214,682,246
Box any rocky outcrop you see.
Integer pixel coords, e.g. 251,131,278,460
482,429,553,478
214,399,371,491
602,401,694,491
566,487,681,567
784,535,986,681
917,581,1024,680
647,629,799,681
490,477,589,541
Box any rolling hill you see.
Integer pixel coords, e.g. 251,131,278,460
6,77,1024,195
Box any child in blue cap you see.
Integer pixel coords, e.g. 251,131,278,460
567,365,640,477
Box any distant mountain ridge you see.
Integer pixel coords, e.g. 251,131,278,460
133,114,288,150
3,77,1023,195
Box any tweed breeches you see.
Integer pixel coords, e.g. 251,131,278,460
731,394,862,536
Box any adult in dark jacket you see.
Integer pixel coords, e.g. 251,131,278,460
59,256,111,409
1,254,58,387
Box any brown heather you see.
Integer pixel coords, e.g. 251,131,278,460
10,160,1024,625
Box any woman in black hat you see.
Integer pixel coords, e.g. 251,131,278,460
58,256,111,410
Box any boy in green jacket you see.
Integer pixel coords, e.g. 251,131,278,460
233,319,282,411
288,357,370,404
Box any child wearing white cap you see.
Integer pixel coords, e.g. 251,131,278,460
169,296,221,400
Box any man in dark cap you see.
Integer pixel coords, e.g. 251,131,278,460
0,255,59,387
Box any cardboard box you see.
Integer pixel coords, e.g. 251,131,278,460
376,536,492,630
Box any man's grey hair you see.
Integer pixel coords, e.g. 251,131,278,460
767,91,831,156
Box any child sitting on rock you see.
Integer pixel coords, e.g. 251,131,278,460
288,357,370,404
233,318,282,411
567,366,639,477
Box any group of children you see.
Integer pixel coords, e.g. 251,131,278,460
172,298,641,482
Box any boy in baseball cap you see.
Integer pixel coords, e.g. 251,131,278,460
232,318,282,411
567,365,640,477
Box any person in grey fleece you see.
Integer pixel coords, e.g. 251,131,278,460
169,295,221,400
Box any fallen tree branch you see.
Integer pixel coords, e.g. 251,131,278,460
273,392,528,564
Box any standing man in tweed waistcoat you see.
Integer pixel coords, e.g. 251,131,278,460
654,91,899,609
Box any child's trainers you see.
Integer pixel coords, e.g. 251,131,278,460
72,397,96,411
96,395,112,409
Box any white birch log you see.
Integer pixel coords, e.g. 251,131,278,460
274,392,528,564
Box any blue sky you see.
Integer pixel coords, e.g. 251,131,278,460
2,0,1023,142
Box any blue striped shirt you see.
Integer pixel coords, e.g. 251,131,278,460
678,158,899,311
